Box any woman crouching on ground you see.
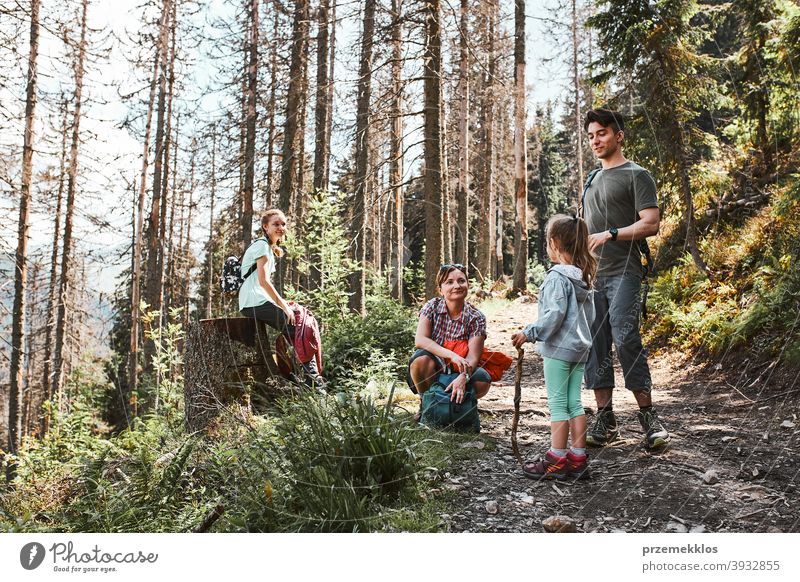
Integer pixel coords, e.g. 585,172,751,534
238,208,322,385
407,264,492,418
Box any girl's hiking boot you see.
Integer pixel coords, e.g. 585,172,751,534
637,408,670,449
522,451,569,481
586,409,619,447
566,450,590,480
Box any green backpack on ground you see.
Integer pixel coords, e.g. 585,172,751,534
420,372,481,433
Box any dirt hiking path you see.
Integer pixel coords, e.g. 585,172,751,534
439,298,800,533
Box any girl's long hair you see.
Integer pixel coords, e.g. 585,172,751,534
260,208,286,258
546,214,597,287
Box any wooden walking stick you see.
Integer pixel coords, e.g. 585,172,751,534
511,346,524,465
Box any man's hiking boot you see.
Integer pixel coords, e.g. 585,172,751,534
522,451,569,481
637,408,669,448
586,409,619,447
566,450,590,480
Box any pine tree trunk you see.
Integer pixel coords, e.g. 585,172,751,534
325,1,336,189
41,96,68,436
348,0,376,314
164,115,181,314
242,0,259,246
454,0,469,267
312,0,331,193
571,0,584,196
206,129,217,320
22,260,41,438
476,1,497,286
159,0,178,320
183,150,196,330
52,0,88,420
390,0,404,301
511,0,528,294
423,0,444,299
8,0,40,479
144,0,173,321
265,9,279,206
277,0,309,214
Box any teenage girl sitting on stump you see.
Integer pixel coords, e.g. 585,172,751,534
238,208,323,386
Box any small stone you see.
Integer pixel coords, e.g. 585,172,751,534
721,436,738,443
702,469,719,485
666,521,689,533
542,515,577,533
459,441,486,449
485,500,499,515
780,420,796,429
690,525,707,533
762,432,770,442
519,494,534,505
767,526,783,533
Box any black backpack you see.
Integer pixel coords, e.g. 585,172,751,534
220,238,266,295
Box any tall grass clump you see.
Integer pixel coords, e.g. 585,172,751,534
212,391,421,532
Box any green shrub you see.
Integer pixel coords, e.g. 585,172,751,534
58,433,212,532
323,296,416,392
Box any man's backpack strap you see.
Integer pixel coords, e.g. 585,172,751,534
578,168,602,219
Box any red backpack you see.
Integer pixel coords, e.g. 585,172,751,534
289,302,323,374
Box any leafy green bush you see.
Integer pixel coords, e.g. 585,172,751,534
323,296,416,392
647,178,800,363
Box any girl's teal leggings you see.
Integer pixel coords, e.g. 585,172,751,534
543,357,585,421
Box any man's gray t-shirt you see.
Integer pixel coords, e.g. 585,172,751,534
583,161,658,277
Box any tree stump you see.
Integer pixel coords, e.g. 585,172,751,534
183,317,286,433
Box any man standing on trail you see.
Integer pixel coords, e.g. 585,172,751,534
581,108,669,449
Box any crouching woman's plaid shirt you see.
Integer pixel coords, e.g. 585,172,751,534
419,297,487,346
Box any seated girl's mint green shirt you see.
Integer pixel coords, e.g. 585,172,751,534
238,238,276,311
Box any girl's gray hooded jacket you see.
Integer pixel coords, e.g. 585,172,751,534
523,264,596,363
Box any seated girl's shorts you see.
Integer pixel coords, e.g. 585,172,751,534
406,348,491,394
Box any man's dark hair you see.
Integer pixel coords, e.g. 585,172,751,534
584,108,625,133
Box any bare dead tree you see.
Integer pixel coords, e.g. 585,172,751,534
241,0,259,245
129,1,171,407
8,0,40,481
511,0,528,294
52,0,89,420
